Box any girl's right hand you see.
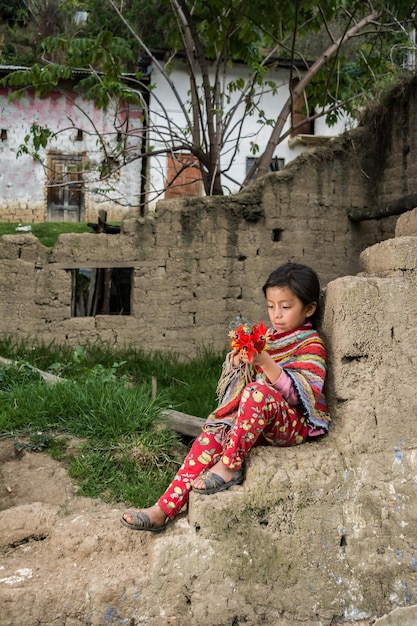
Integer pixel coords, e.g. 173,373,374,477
231,350,241,367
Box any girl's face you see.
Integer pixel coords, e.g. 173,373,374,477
266,286,316,334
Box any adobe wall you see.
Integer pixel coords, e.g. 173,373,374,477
0,178,394,355
358,78,417,212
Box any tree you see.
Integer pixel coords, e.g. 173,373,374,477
2,0,417,207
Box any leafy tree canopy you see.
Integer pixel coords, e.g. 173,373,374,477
2,0,417,201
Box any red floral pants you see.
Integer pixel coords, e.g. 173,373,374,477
158,381,308,519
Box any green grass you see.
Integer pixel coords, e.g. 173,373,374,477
0,222,93,247
0,339,224,417
0,339,224,507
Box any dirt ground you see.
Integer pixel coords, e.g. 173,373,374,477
0,437,166,626
2,438,417,626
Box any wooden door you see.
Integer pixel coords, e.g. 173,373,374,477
47,153,84,222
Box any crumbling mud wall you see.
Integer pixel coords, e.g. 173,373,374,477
0,164,396,356
357,78,417,216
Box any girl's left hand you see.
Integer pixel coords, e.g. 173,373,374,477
240,350,270,367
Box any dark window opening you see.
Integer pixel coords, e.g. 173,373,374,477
246,156,285,183
71,267,132,316
75,129,83,141
100,156,120,179
272,228,283,242
1,128,7,141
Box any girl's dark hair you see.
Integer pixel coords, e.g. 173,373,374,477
262,262,323,328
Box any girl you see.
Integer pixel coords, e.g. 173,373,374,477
121,262,330,532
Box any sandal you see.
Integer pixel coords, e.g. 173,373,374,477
120,511,167,533
192,468,244,495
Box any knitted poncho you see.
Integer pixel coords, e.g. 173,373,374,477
206,324,330,430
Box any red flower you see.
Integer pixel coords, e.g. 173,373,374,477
238,333,258,362
251,321,268,353
228,320,268,363
229,323,246,351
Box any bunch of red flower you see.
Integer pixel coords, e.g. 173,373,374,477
228,321,268,362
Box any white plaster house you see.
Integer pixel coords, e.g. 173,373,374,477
147,57,352,205
0,59,351,223
0,67,144,224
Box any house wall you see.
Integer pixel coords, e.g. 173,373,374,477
0,59,352,225
147,58,351,207
0,86,142,223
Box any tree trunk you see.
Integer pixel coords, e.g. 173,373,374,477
201,166,224,196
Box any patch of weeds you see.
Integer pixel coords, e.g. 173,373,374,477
48,345,128,383
0,337,223,508
46,437,69,460
13,432,68,458
14,431,55,453
68,432,180,507
0,361,44,390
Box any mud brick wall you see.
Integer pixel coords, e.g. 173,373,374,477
0,177,394,356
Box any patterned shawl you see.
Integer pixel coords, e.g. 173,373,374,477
206,324,330,430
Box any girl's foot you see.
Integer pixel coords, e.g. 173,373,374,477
121,504,167,532
191,460,241,491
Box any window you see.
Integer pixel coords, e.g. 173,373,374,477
71,267,132,317
246,156,285,183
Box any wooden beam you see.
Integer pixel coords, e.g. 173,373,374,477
348,193,417,222
0,356,63,385
161,409,205,438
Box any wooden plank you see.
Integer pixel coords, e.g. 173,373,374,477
0,357,63,385
161,408,205,438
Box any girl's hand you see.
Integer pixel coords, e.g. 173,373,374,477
242,350,271,367
236,349,254,366
241,350,282,384
231,350,241,367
